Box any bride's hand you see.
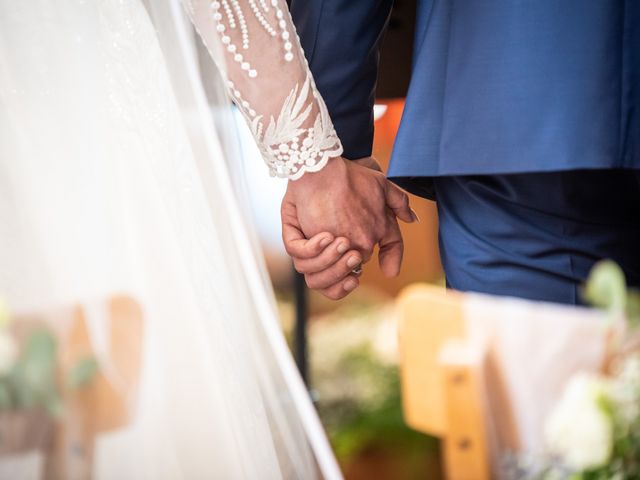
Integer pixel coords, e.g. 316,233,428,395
283,229,363,300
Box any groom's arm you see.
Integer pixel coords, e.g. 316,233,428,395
290,0,394,160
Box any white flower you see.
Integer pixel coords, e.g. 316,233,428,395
608,355,640,427
544,373,613,471
372,310,399,365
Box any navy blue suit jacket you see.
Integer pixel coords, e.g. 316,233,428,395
291,0,640,198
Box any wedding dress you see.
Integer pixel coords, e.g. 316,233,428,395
0,0,342,478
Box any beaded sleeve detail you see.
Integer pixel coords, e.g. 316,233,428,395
185,0,343,179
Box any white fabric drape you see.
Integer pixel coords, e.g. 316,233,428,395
0,1,340,478
462,294,609,475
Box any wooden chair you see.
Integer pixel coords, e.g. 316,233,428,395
397,285,490,479
0,295,144,480
397,284,608,480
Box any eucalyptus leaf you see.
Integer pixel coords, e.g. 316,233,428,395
24,330,56,363
22,331,56,391
67,357,99,389
584,261,627,312
10,330,58,412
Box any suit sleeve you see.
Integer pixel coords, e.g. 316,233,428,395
290,0,394,160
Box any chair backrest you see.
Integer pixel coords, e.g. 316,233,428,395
397,285,465,436
397,285,609,480
0,295,144,480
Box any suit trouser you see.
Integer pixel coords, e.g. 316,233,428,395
425,170,640,304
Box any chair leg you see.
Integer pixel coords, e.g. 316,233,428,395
439,340,491,480
43,415,94,480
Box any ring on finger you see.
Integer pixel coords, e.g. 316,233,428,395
351,263,363,276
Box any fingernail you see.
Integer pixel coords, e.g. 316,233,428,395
337,242,348,254
410,208,421,223
319,236,332,248
344,279,358,291
347,256,360,268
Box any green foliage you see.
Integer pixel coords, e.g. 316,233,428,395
0,329,99,418
316,345,438,472
8,330,62,417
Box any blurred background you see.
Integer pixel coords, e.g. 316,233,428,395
241,1,446,477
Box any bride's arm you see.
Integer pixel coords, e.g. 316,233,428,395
183,0,343,180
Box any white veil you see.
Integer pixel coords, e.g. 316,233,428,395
0,1,340,478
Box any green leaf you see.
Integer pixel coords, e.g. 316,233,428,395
66,357,99,389
22,331,57,388
10,330,58,411
24,330,56,363
584,261,627,312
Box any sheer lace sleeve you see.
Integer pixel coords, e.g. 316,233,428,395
184,0,343,179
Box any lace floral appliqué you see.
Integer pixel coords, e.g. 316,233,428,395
228,75,342,179
206,0,343,179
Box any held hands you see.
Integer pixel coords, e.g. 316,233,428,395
281,156,417,300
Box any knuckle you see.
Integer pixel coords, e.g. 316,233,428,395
361,239,375,253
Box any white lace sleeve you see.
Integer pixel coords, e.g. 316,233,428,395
184,0,343,180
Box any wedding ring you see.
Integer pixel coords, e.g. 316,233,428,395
351,264,363,276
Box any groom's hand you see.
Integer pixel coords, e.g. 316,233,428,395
281,156,416,299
